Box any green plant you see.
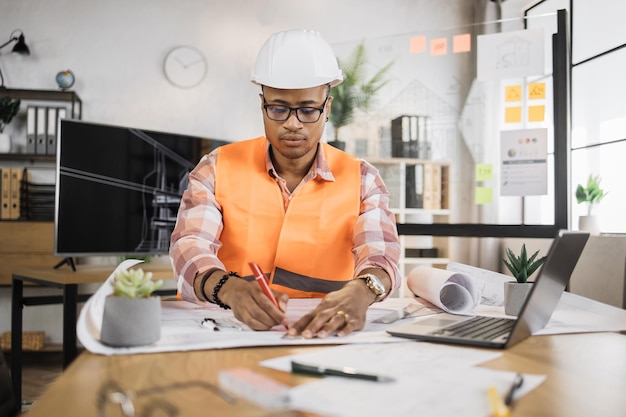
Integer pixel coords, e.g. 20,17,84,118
0,97,21,133
576,174,607,215
111,268,163,298
329,42,393,140
502,244,546,283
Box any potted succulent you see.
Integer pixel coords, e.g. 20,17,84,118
0,97,21,153
502,244,546,316
328,42,393,150
576,174,607,235
100,267,164,347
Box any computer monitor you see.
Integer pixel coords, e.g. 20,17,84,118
55,119,228,257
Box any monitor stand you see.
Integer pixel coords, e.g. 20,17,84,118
54,257,76,272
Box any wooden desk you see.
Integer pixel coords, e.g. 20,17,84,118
10,263,176,411
21,332,626,417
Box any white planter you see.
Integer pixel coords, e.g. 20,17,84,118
0,133,11,153
578,215,600,235
100,296,161,347
503,282,533,316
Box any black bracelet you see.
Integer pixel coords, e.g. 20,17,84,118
199,268,220,302
212,271,239,310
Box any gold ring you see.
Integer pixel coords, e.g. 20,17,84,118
336,310,349,323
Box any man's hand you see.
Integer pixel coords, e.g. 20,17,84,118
286,280,375,338
217,276,289,330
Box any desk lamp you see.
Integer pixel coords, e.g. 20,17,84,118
0,30,31,89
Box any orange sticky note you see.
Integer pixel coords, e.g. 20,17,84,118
505,107,522,123
410,36,426,53
453,33,471,53
505,85,522,102
430,38,447,56
528,83,545,100
528,105,545,122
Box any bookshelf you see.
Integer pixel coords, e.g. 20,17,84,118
368,157,451,297
0,89,82,222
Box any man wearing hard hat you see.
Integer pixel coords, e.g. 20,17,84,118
170,30,400,338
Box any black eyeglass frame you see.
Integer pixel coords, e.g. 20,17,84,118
262,95,330,124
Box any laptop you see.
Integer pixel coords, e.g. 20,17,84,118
387,230,590,349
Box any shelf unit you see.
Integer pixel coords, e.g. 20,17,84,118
367,157,451,297
1,87,82,211
0,88,81,160
1,88,82,119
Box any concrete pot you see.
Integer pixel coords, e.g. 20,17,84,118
503,282,533,316
578,215,600,235
100,296,161,347
0,133,11,153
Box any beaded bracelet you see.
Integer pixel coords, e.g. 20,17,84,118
212,271,240,310
199,268,220,302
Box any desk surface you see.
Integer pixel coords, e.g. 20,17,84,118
23,332,626,417
12,263,175,285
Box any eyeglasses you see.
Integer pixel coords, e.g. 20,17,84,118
97,380,237,417
263,96,329,123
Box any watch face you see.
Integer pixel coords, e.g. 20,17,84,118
163,46,207,88
368,275,385,295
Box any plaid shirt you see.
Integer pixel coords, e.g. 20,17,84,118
170,141,401,301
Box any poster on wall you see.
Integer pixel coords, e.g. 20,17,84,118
500,128,548,196
477,28,545,81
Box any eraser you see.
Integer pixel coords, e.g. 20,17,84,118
218,367,290,410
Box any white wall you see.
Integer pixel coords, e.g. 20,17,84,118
0,0,515,141
0,0,529,343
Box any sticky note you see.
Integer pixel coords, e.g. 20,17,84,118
528,82,545,100
430,38,447,56
528,105,545,122
505,107,522,123
453,33,471,53
475,187,493,205
475,164,493,181
410,36,426,53
505,85,522,102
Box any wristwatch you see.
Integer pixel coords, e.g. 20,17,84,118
356,273,386,302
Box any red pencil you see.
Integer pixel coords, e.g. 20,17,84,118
249,262,280,309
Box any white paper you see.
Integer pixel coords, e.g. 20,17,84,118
477,28,545,80
500,128,548,196
406,266,480,315
446,261,515,306
261,343,545,417
77,269,423,356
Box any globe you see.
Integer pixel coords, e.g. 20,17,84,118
55,70,75,90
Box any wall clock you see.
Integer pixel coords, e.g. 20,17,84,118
163,46,208,88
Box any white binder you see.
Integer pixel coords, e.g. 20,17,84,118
35,106,47,155
46,107,58,155
26,106,37,154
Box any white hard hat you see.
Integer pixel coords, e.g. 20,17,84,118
251,29,343,89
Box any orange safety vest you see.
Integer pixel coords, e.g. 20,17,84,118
215,137,361,298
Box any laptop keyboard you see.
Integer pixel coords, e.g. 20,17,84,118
430,316,515,341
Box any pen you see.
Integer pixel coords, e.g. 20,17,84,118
291,360,395,382
249,262,280,308
504,373,524,406
488,385,510,417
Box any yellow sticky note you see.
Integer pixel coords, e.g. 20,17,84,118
453,33,471,53
505,85,522,102
475,187,493,205
410,36,426,53
505,107,522,123
475,164,493,181
528,105,545,122
528,82,545,100
430,38,447,56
